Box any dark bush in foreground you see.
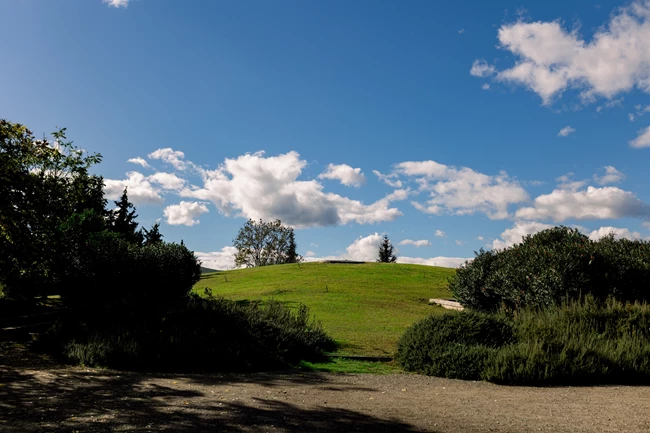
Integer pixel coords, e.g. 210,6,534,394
36,294,336,371
397,298,650,385
395,311,514,380
58,229,201,307
449,227,650,312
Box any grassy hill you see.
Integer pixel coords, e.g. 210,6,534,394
193,262,455,357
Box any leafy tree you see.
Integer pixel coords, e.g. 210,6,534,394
0,120,105,298
143,222,164,246
233,219,300,267
108,187,143,245
377,234,397,263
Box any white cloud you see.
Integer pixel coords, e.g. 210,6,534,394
470,59,496,77
455,240,466,245
588,226,645,241
163,201,209,226
515,185,650,222
400,239,431,247
630,113,636,121
479,2,650,104
127,157,150,168
305,250,316,257
103,0,129,7
630,126,650,148
643,221,650,230
458,28,465,35
398,256,470,268
148,148,188,170
594,166,625,185
435,230,446,237
492,220,555,249
372,170,403,188
148,172,187,190
557,126,576,137
195,247,238,270
104,171,163,205
396,161,528,220
482,83,491,90
476,236,484,241
180,151,403,228
343,233,385,261
318,163,366,187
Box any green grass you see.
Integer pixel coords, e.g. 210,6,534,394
193,262,455,357
299,358,402,374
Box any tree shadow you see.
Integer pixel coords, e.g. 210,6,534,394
0,345,431,433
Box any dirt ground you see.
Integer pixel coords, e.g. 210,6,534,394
2,346,650,433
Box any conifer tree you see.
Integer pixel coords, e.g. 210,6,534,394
109,187,143,245
377,234,397,263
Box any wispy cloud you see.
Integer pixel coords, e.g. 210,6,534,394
557,126,576,137
103,0,130,8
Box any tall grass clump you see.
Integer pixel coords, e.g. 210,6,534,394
36,293,336,372
397,297,650,385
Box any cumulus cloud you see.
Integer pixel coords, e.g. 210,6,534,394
557,126,576,137
588,226,645,241
148,172,186,190
307,233,469,268
104,171,163,205
163,201,209,226
470,59,496,77
372,170,403,188
492,220,554,249
398,256,470,268
305,250,316,257
103,0,130,7
180,151,403,228
194,247,238,270
630,126,650,148
395,160,528,220
318,163,366,187
515,185,650,222
127,157,150,168
594,166,625,185
400,239,431,247
435,230,446,237
148,148,188,170
482,83,491,90
476,1,650,104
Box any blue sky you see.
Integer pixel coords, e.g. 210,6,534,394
2,0,650,269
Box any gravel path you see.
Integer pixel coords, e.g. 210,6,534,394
2,346,650,432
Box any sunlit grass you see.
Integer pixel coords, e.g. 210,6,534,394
193,262,455,357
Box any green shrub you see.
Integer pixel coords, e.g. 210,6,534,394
450,226,650,312
36,294,336,371
397,297,650,385
58,231,200,308
395,311,514,380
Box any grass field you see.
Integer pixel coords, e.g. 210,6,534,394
193,262,455,357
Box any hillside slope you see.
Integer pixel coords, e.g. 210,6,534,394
194,262,455,356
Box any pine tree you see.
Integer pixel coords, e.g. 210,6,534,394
143,222,164,246
109,187,143,245
377,234,397,263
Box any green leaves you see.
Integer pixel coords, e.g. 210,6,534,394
233,219,300,267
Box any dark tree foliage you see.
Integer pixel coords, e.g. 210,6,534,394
143,222,164,246
233,219,300,267
108,187,143,245
377,235,397,263
449,226,650,312
0,120,105,298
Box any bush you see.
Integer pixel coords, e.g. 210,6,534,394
397,297,650,385
58,229,200,307
395,311,514,380
36,294,336,372
449,226,650,312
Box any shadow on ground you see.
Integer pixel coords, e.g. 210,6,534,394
0,344,429,433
